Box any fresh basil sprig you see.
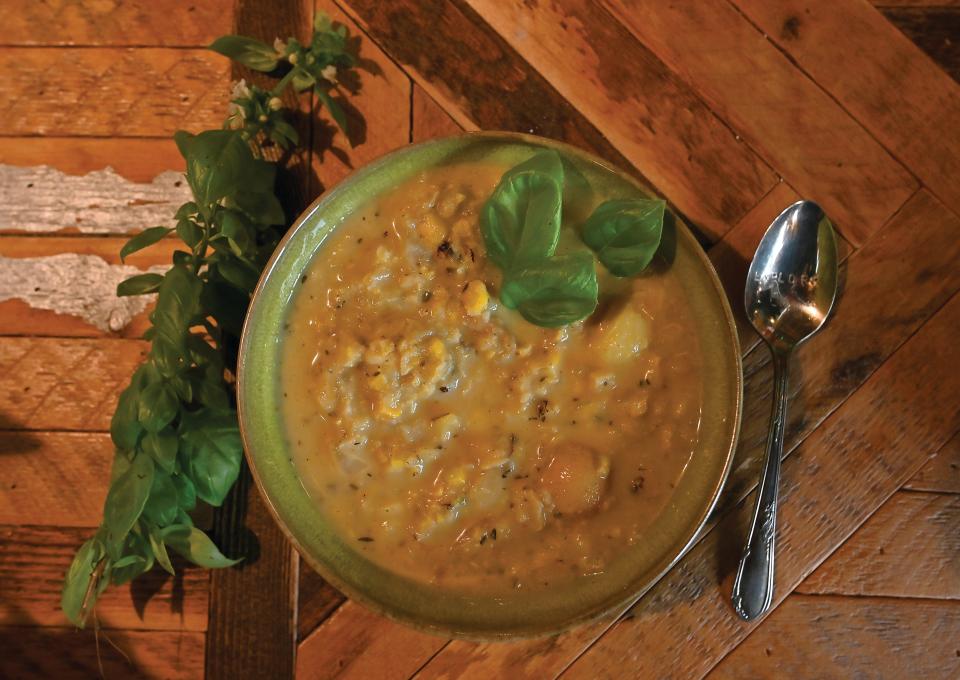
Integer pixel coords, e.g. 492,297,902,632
61,14,359,629
211,12,356,143
481,151,666,327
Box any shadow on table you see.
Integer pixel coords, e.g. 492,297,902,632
0,411,42,454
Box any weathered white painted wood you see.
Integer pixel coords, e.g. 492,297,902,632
0,164,190,234
0,254,166,331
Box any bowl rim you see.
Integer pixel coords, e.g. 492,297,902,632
237,130,743,639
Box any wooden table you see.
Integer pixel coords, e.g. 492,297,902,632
2,1,959,677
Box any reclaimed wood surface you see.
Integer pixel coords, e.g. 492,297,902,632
2,0,958,678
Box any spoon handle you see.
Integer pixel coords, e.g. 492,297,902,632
732,349,790,621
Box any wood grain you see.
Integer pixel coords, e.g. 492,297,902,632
0,626,205,679
1,431,112,527
413,620,609,680
0,337,146,431
906,430,960,493
731,0,960,222
296,601,446,680
0,138,184,183
873,0,960,6
337,0,662,230
207,469,299,680
463,0,777,241
0,525,209,631
707,595,960,679
601,0,917,246
308,1,412,195
297,567,345,641
798,491,960,599
1,0,232,47
881,7,960,83
0,48,229,137
411,84,463,142
560,288,960,679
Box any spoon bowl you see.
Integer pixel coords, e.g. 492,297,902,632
745,201,839,351
732,200,839,621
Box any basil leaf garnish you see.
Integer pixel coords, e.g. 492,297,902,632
481,150,564,270
582,199,665,277
501,251,599,327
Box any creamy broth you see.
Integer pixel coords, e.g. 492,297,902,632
281,163,703,594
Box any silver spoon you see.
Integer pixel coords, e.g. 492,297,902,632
731,200,839,621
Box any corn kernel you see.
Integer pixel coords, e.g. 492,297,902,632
375,399,402,420
448,467,467,487
417,213,446,245
427,337,446,360
462,280,489,316
368,372,388,391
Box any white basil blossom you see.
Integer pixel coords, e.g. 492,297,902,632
321,65,338,84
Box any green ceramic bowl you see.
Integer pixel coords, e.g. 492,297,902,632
238,132,742,639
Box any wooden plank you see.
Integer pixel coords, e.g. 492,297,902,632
560,289,960,679
906,430,960,493
0,48,229,137
412,621,609,680
0,337,146,431
462,0,777,242
295,601,446,680
207,469,299,680
0,236,178,337
0,163,190,235
880,8,960,83
731,0,960,223
308,1,412,196
797,491,960,599
600,0,917,247
297,566,345,641
338,188,957,679
1,0,232,47
1,431,111,527
873,0,960,6
411,84,463,142
0,525,208,631
707,595,960,679
0,626,204,679
337,0,676,234
0,138,184,183
204,2,308,678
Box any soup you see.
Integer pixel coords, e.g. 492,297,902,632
281,162,703,595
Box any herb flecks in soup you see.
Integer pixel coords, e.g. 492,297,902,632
282,162,703,593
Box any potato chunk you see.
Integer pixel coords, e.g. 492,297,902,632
539,444,610,515
593,304,649,364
